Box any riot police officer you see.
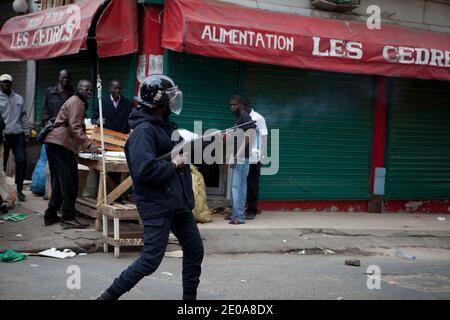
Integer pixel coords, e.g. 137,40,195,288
97,75,204,300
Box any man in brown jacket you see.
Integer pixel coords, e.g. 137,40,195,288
44,80,100,229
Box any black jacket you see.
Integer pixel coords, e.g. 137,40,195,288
125,109,194,220
41,85,74,127
91,96,134,134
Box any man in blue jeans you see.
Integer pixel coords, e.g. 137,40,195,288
227,95,256,225
97,75,203,300
0,74,30,202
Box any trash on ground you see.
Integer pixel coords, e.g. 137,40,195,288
2,213,28,222
345,259,361,267
324,249,335,254
161,272,173,277
337,297,344,300
240,280,248,283
299,250,306,255
38,248,76,259
437,216,446,221
282,239,287,243
0,250,27,262
16,234,23,237
389,281,400,285
165,250,183,258
78,253,88,256
395,250,416,261
30,264,38,267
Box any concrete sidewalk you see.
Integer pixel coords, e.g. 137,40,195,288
1,190,449,254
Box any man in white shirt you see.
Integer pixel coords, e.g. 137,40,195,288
242,97,268,220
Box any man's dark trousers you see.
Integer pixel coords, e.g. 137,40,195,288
246,163,261,215
3,133,27,193
45,143,78,221
106,211,204,299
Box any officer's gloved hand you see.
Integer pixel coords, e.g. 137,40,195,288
171,153,188,169
88,143,102,158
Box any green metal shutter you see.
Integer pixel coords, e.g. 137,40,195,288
385,78,450,199
35,52,135,124
243,64,374,200
167,51,239,131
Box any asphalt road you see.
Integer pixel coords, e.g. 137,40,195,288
1,248,450,300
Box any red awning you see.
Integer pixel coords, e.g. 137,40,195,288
0,0,137,61
162,0,450,81
96,0,138,58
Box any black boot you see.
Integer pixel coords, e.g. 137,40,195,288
96,290,118,300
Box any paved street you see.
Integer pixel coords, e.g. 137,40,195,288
1,248,450,300
1,191,450,300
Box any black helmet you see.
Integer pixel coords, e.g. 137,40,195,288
135,74,183,115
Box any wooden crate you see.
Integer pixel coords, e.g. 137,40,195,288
88,127,129,152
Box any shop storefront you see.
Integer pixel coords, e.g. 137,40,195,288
0,0,138,124
158,0,450,212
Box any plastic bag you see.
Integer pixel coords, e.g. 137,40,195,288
0,250,27,262
30,145,47,196
190,165,212,223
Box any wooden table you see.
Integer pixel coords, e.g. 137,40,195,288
76,156,134,230
76,155,145,257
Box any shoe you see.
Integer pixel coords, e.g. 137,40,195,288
44,215,60,226
224,213,232,220
43,194,49,200
96,290,118,300
183,294,197,300
0,202,9,213
61,219,89,229
246,213,256,220
229,218,245,225
18,193,26,202
256,208,262,215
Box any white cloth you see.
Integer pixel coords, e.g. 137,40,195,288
249,109,268,163
0,145,9,201
111,95,120,109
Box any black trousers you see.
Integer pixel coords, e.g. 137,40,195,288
246,163,261,214
107,211,204,299
3,133,27,193
45,143,78,221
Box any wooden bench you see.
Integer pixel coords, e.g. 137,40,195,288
100,203,143,258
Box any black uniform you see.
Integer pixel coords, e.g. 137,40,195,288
104,108,204,300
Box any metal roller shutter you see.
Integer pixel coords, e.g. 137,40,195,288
385,78,450,199
167,51,239,131
243,64,374,200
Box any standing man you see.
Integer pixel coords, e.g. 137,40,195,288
91,80,134,134
41,69,74,200
97,75,204,300
91,80,134,203
41,69,74,127
242,97,268,220
0,74,30,202
227,95,256,225
43,80,100,228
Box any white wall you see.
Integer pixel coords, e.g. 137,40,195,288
219,0,450,34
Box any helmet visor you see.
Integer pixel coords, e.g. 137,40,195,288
167,86,183,115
